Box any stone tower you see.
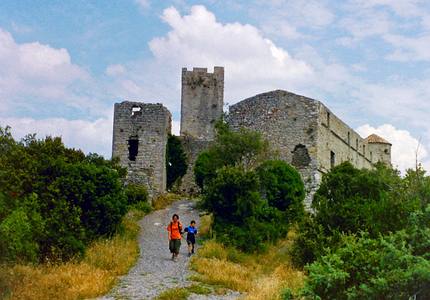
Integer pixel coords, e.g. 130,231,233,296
179,67,224,193
180,67,224,140
112,101,171,199
364,134,392,166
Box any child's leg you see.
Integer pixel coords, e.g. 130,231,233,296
187,241,192,253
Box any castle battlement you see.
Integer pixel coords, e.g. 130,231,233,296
180,66,224,141
182,66,224,76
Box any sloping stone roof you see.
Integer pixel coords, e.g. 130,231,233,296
365,134,392,145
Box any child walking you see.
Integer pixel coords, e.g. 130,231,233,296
184,220,197,257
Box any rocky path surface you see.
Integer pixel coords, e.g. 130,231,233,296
99,199,239,300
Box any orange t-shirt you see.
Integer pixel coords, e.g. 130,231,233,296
167,221,182,240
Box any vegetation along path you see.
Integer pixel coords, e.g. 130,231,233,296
100,199,238,299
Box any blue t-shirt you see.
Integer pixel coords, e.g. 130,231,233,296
184,226,197,241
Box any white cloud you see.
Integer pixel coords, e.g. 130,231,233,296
135,0,150,11
105,64,126,76
257,0,334,29
351,0,424,18
0,28,93,115
354,79,430,129
1,117,112,157
147,5,313,103
384,34,430,61
11,22,33,34
356,123,428,172
261,20,303,40
338,9,393,41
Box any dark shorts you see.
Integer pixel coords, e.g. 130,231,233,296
187,238,195,245
169,239,181,254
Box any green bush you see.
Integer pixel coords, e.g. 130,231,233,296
203,166,290,252
289,215,339,267
203,166,262,224
257,160,305,222
301,233,430,299
0,207,39,263
194,121,269,190
125,184,149,206
291,162,420,267
312,162,414,235
166,134,187,190
0,126,129,262
194,150,220,189
131,201,152,214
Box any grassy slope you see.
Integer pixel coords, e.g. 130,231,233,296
190,218,305,300
0,193,184,300
1,209,142,300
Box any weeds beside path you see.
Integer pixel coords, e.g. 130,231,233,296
0,209,142,300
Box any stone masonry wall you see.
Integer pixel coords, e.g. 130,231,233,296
227,90,320,209
367,142,391,165
316,103,373,174
179,67,224,193
180,67,224,140
112,101,171,200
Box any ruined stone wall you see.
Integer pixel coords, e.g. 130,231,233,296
180,67,224,140
227,90,320,208
316,104,373,174
112,101,171,200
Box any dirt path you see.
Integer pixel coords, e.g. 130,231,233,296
99,199,239,299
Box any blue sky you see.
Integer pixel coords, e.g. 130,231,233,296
1,0,430,172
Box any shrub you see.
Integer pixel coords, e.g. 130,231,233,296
312,162,415,235
257,160,305,222
166,134,187,190
0,127,129,262
289,215,338,267
203,166,262,224
203,166,290,252
194,121,269,189
301,233,430,299
194,150,220,189
125,184,148,206
291,162,420,267
0,208,39,263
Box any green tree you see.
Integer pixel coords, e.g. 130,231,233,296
166,134,187,190
0,127,129,262
301,233,430,299
314,162,418,235
204,166,289,252
291,161,421,267
256,160,305,222
194,121,269,189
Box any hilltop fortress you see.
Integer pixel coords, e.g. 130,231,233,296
112,67,391,207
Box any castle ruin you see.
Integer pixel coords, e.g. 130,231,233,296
112,67,391,206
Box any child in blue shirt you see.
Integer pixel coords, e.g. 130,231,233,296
184,220,197,257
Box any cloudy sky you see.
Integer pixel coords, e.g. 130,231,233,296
0,0,429,172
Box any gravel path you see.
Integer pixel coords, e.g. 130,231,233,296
99,199,239,300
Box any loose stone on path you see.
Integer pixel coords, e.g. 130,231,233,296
98,199,239,300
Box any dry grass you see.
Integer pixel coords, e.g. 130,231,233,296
155,284,211,300
0,210,142,300
197,213,213,238
190,232,305,300
152,193,182,210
